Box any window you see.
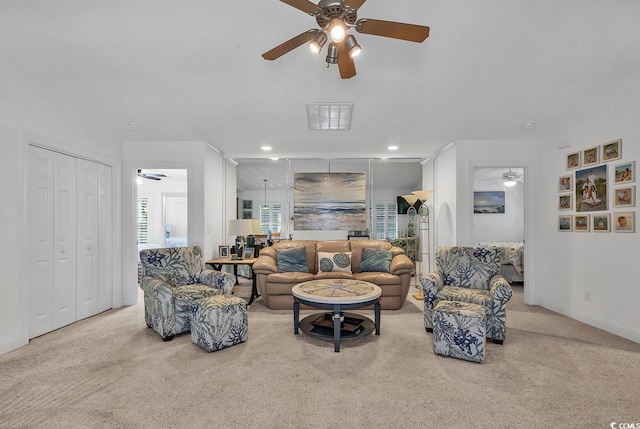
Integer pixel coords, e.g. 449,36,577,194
260,203,282,233
136,197,149,244
372,202,398,240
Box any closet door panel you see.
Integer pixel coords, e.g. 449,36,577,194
97,164,113,312
76,159,98,320
53,153,77,329
29,147,54,338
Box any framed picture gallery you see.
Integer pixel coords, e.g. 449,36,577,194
592,213,610,233
559,175,573,192
613,185,635,208
583,146,599,167
613,212,635,233
558,215,573,232
574,214,590,232
602,139,622,162
567,151,581,170
614,161,635,184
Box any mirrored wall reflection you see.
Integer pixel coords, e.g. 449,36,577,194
473,167,525,284
234,158,423,241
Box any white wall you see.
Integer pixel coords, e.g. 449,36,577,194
435,144,458,247
534,70,640,342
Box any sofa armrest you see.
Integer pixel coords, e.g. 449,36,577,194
489,274,513,303
252,254,279,275
420,271,443,306
199,269,235,295
389,253,413,275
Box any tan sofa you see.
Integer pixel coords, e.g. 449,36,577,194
252,240,414,310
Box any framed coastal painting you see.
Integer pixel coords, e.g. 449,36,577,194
218,245,230,259
613,212,635,233
473,191,505,214
613,185,635,208
574,214,590,232
558,194,572,211
583,146,599,167
567,152,581,170
592,213,610,232
558,215,573,232
614,161,635,184
575,165,607,212
558,175,573,192
602,139,622,162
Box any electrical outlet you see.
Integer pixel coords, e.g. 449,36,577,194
584,291,591,302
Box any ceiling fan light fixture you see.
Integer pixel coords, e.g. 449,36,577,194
346,34,361,58
504,179,517,187
325,43,339,64
309,32,327,54
328,18,346,42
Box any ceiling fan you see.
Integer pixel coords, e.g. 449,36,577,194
137,169,167,181
476,169,524,187
262,0,430,79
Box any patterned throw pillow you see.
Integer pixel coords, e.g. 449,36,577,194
317,252,352,273
358,248,392,273
276,247,309,273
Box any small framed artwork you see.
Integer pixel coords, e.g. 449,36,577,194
614,185,635,208
602,139,622,162
559,175,573,192
567,151,581,170
574,214,590,232
583,146,599,166
218,245,230,259
558,215,573,232
613,211,635,233
243,200,253,210
614,161,635,184
592,213,610,232
559,194,572,210
244,247,255,260
242,210,253,219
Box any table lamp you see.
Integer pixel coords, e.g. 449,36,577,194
228,219,253,257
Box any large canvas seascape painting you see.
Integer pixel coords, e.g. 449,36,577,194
473,191,505,214
294,172,366,230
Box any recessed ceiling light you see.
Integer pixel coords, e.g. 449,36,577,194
129,123,140,131
261,146,272,151
523,122,535,129
388,145,399,151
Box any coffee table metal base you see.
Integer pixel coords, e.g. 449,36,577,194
293,299,380,352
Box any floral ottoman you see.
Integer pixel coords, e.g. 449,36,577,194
190,295,248,352
432,300,486,363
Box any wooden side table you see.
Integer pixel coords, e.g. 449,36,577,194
205,258,260,305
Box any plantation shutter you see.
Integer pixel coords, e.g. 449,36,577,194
136,197,149,244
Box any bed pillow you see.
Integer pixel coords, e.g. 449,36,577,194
358,248,392,273
317,252,352,273
276,247,309,273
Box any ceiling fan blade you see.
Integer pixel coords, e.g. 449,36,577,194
355,18,430,43
343,0,367,10
262,30,320,61
279,0,321,15
337,42,356,79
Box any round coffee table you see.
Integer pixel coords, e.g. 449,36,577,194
292,279,382,352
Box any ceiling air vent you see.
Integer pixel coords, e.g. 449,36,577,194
307,103,353,130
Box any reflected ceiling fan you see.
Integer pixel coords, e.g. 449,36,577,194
137,169,167,181
262,0,430,79
477,169,524,187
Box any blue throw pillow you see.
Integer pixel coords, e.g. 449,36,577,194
358,248,392,273
277,247,309,273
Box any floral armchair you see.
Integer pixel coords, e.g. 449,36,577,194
139,246,236,341
419,246,513,344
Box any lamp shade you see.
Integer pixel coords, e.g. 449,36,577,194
228,219,253,236
251,219,262,234
401,194,419,205
412,190,434,202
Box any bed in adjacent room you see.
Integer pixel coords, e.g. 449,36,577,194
476,241,524,283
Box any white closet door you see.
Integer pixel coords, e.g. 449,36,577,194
76,159,98,320
97,164,113,312
53,152,77,329
29,147,55,338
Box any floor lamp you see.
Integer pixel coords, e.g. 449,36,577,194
411,189,434,300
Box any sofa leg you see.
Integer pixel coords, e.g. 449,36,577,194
425,327,433,333
492,339,504,345
162,335,174,342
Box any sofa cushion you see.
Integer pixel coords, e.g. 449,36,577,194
317,251,352,273
277,246,309,273
358,248,393,273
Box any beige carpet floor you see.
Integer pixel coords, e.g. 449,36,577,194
1,283,639,429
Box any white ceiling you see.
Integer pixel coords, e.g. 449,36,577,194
2,0,640,161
